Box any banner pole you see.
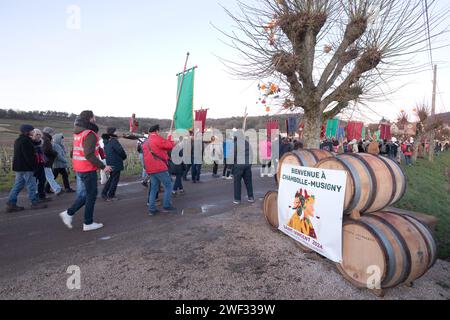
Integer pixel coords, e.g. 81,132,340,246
171,52,190,133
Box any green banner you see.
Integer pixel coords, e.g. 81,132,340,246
174,68,195,130
326,119,339,138
362,127,366,140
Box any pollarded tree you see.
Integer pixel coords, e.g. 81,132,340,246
218,0,448,147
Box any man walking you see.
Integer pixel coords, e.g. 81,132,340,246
52,133,75,193
101,127,127,201
232,134,255,205
59,111,112,232
6,125,47,213
143,125,176,215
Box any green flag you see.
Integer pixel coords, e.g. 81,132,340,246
174,68,195,130
326,119,339,138
361,126,366,140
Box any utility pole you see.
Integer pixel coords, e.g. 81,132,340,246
429,65,437,162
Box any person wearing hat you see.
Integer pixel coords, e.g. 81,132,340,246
59,111,112,232
143,124,176,215
6,125,48,213
101,127,127,201
42,127,63,196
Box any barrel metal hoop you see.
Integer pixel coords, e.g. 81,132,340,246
338,157,363,214
378,156,398,206
367,213,412,287
325,158,357,214
348,153,378,213
307,149,320,162
384,157,407,204
359,218,397,287
402,215,437,270
294,151,308,167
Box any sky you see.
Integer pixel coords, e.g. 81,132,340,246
0,0,449,124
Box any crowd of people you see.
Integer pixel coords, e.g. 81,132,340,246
5,110,449,232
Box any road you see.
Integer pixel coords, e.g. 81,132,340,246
0,168,448,300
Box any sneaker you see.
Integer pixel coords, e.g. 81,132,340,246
226,177,233,180
172,191,177,196
222,176,227,180
5,203,25,213
59,211,73,229
233,200,241,205
149,209,160,216
162,206,177,213
248,198,255,203
268,173,274,178
179,189,185,194
83,222,104,232
106,197,119,202
31,202,48,210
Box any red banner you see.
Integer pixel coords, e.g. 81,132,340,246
379,124,392,140
266,120,279,138
346,121,364,141
194,109,208,133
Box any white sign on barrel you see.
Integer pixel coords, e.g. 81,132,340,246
278,164,347,263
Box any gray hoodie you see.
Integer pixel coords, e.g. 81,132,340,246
52,133,69,169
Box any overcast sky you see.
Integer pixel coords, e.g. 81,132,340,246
0,0,449,124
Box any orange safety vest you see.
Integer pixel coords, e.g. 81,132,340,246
72,130,100,173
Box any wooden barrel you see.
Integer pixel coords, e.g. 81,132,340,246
315,153,406,214
276,149,333,184
338,213,434,289
263,191,279,229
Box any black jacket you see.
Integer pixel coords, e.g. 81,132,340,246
42,132,57,168
233,139,253,166
12,134,37,172
103,135,127,172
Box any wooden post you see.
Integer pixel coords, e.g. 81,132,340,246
429,65,437,162
242,106,248,131
170,52,190,134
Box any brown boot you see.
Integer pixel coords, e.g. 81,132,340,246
6,203,25,213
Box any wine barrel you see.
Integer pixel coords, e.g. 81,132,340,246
276,149,334,184
263,191,279,229
315,153,406,214
338,213,434,289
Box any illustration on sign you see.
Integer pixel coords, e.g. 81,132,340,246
278,164,347,263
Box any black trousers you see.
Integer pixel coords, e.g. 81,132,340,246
35,166,47,199
233,165,254,201
213,162,219,175
222,160,232,177
102,170,121,199
183,164,192,179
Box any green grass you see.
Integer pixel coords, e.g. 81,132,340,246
395,151,450,260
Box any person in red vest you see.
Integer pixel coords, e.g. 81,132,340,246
59,111,112,232
143,125,176,215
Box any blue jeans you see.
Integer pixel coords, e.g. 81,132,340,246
8,171,38,205
67,171,98,225
405,155,412,166
44,167,62,193
148,171,173,211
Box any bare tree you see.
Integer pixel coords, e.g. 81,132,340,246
412,103,443,161
217,0,448,147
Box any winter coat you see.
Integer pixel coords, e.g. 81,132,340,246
103,135,127,172
205,141,223,163
73,118,105,170
367,141,380,155
12,134,36,172
143,133,175,174
42,132,57,168
52,134,69,169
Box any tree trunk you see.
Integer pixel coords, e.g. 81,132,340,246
302,108,323,149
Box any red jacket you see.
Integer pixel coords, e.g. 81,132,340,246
143,133,175,174
402,143,413,156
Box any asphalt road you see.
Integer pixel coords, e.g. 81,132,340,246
0,168,448,300
0,167,275,278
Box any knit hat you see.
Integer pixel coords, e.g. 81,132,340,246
20,124,34,134
43,127,55,136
